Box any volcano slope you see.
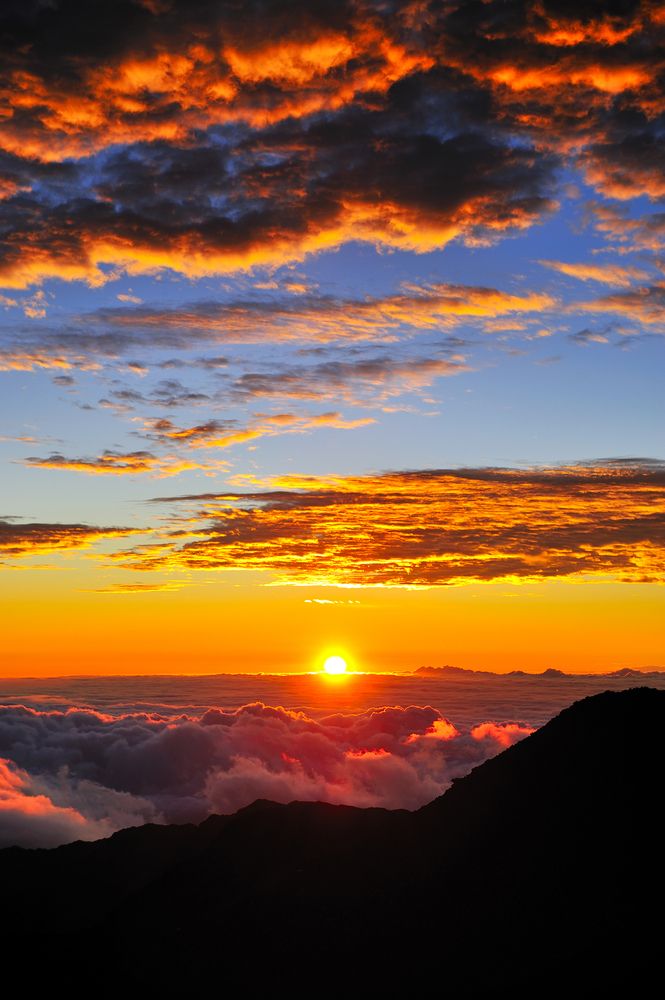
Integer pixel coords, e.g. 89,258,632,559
1,688,662,995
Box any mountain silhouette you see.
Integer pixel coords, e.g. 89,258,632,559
1,688,662,995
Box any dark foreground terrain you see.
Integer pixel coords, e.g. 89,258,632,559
2,688,663,995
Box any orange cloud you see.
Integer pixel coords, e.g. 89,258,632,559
113,460,665,586
0,519,140,560
0,198,560,290
446,0,663,93
437,0,664,159
471,722,536,747
578,283,665,324
530,15,641,47
23,450,230,478
0,352,100,372
23,411,374,480
0,1,659,166
0,8,433,162
0,0,660,295
0,282,552,383
539,260,651,286
485,62,652,96
87,581,189,594
89,283,555,343
584,160,665,201
584,201,665,253
580,136,665,201
145,411,376,449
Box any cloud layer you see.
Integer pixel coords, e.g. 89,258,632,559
117,459,665,586
0,281,554,373
0,700,533,847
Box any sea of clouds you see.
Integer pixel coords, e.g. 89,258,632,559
0,700,533,848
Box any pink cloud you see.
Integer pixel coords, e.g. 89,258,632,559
0,757,110,848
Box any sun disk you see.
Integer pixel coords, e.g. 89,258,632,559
323,655,348,675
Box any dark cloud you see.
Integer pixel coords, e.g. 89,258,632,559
0,126,558,287
100,378,211,411
145,417,234,443
0,148,81,199
582,123,665,201
229,354,469,403
0,0,433,158
24,450,159,474
0,1,585,288
158,356,229,370
568,327,611,344
439,0,664,135
0,0,659,158
0,1,660,296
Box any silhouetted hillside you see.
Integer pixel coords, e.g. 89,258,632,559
2,688,662,995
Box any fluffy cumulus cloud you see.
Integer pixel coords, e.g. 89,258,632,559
0,701,533,847
0,88,558,289
115,459,665,585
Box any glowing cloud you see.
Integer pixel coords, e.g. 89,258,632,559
0,520,140,560
121,460,665,586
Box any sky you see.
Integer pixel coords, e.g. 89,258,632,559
1,0,664,675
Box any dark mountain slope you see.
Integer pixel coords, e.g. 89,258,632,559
1,688,662,995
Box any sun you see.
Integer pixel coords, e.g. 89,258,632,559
323,655,348,675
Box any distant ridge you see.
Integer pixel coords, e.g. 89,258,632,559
414,663,662,678
1,687,663,994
